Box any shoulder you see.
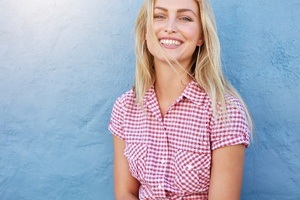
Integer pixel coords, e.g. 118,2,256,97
111,89,139,117
210,94,251,149
224,94,247,116
207,93,250,129
114,89,136,107
109,89,136,140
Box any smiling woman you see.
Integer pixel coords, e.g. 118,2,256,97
109,0,252,199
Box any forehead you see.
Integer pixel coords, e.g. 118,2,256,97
154,0,199,13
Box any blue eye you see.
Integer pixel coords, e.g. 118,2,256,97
180,16,193,22
154,14,165,19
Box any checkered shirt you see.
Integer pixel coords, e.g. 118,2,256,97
109,81,250,200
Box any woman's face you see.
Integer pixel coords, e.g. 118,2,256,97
146,0,203,67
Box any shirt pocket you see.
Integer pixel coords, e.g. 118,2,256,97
174,149,211,193
124,143,148,182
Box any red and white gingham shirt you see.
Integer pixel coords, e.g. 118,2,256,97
109,81,250,200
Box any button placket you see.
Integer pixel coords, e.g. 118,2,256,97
158,122,169,198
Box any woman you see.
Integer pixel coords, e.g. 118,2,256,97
109,0,252,199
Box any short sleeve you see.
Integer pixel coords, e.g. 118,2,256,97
210,97,251,150
108,97,125,140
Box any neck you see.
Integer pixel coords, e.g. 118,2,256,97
154,59,192,94
154,60,192,116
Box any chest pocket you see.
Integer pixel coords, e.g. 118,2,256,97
124,143,148,182
173,149,211,193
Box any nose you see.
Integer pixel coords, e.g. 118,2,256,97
164,18,177,33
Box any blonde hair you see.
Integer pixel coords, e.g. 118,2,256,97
134,0,253,131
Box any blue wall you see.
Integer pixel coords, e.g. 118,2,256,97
211,1,300,199
0,0,299,199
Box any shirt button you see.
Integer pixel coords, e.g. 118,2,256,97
161,159,166,164
186,164,193,170
157,184,163,190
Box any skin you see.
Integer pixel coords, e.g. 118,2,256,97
208,145,246,200
113,135,139,200
113,0,246,199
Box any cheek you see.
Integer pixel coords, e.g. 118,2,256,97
186,27,201,39
146,26,161,52
180,23,201,39
146,39,156,56
153,22,165,34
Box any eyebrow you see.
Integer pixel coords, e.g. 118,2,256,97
154,6,198,17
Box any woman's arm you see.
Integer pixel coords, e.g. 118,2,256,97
113,135,140,200
208,144,246,200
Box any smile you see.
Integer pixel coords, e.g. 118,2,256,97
159,39,182,46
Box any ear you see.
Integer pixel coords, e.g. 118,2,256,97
197,36,204,46
197,39,204,46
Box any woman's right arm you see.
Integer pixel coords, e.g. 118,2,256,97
113,135,140,200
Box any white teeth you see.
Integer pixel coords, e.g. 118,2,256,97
160,39,181,46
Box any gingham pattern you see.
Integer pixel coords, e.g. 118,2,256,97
109,81,250,200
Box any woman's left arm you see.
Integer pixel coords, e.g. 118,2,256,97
208,144,246,200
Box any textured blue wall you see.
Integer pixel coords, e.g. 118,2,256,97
0,0,299,200
211,1,300,199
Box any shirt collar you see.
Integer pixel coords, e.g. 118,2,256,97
144,85,155,102
144,80,207,106
182,80,207,106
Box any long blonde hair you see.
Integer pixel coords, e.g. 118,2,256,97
134,0,253,131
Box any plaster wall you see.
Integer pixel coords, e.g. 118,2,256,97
0,0,299,199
